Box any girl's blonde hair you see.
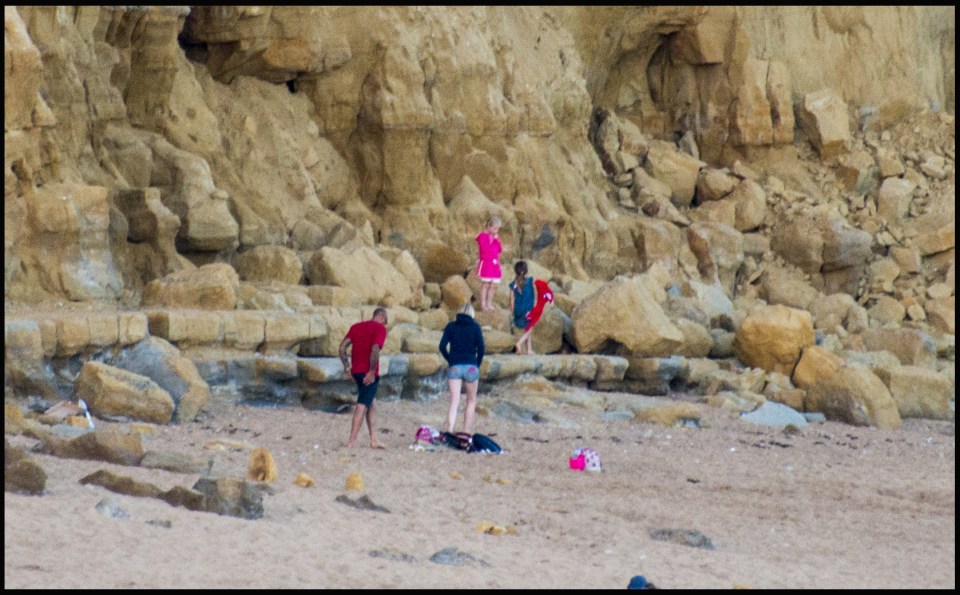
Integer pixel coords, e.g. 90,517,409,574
458,302,475,318
486,215,502,229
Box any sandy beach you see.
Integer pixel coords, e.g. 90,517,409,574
4,388,955,590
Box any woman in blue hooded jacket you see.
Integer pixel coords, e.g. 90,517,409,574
439,302,485,434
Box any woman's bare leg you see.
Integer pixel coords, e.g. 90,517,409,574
447,378,463,432
462,380,479,433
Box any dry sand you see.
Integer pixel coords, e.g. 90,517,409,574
4,389,955,589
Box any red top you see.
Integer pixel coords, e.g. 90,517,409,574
346,319,387,375
524,279,555,331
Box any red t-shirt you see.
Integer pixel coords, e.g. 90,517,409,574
346,319,387,375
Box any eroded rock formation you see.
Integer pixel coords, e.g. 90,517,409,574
4,6,955,429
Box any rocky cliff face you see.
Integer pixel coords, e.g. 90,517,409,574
5,6,953,303
4,6,956,431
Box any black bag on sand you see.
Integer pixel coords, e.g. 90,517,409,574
439,431,472,451
468,433,502,454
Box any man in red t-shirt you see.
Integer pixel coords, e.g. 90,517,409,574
339,308,389,448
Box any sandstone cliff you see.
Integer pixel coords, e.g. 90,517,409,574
5,6,954,301
3,7,956,429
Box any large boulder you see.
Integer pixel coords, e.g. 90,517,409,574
876,177,916,226
820,218,872,294
439,275,474,313
37,427,146,466
733,304,815,376
532,307,569,355
4,320,58,399
233,245,303,285
861,327,937,369
808,293,856,333
873,364,954,421
759,266,820,311
805,364,902,429
643,140,705,208
306,246,414,307
695,168,738,204
571,275,683,356
925,297,955,334
792,345,844,390
726,179,767,232
377,247,428,309
796,88,850,158
111,337,210,422
686,222,744,296
75,361,176,425
142,263,240,310
770,216,824,277
5,439,47,495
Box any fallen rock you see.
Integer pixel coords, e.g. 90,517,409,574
36,426,145,466
733,304,815,376
740,401,808,427
142,263,240,310
796,88,850,158
572,275,683,356
873,365,954,420
247,447,278,482
5,439,46,495
74,361,175,425
804,364,902,429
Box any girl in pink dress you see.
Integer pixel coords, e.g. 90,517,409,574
475,216,503,312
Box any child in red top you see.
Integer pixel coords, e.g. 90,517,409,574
475,216,503,312
513,278,554,354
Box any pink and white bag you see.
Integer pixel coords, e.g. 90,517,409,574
569,447,602,472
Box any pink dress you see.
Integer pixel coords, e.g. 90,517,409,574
475,231,503,282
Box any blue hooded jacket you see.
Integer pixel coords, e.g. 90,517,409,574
439,313,485,368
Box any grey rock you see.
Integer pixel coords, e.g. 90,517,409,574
648,528,715,550
740,401,809,427
95,496,130,519
429,546,491,567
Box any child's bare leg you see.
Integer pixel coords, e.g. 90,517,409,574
515,330,531,354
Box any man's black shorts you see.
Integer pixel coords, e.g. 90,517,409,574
352,373,379,407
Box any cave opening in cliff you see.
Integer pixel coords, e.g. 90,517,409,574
177,31,209,65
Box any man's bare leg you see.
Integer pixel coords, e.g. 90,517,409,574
346,404,367,448
366,401,385,449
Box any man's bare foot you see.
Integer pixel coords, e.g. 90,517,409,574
370,442,386,450
345,441,358,449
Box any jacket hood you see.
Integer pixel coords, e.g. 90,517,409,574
454,313,475,325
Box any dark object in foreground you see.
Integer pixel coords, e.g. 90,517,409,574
648,527,716,550
437,431,503,453
628,575,658,589
335,493,390,513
